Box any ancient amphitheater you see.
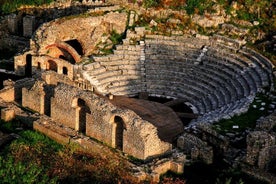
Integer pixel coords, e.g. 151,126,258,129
1,2,275,182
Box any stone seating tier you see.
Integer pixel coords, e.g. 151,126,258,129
80,34,273,124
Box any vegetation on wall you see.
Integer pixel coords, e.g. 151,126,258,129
0,0,53,14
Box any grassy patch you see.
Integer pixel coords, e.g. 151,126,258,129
0,120,133,183
213,93,271,135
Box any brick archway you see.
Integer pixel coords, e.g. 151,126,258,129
45,40,82,64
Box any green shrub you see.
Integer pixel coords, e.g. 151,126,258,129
0,0,53,14
143,0,160,8
0,156,56,184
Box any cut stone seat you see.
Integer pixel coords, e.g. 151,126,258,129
83,62,101,70
145,35,207,48
147,88,206,114
105,80,146,89
242,47,273,71
145,66,232,105
200,61,247,98
212,35,240,49
152,76,221,110
212,43,239,54
146,82,214,113
87,66,106,76
210,52,265,89
116,44,141,51
98,74,141,86
117,64,142,71
99,60,132,66
191,97,252,124
93,56,110,62
113,50,141,56
202,57,257,94
146,78,218,110
239,49,272,87
145,44,200,54
92,70,123,80
108,84,144,95
193,65,240,102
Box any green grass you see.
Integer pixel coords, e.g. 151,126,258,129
213,93,271,135
0,0,54,14
0,118,133,183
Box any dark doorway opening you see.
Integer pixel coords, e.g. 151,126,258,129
37,62,41,70
77,99,91,134
62,67,68,75
47,60,58,72
114,116,125,150
65,39,84,55
25,54,32,77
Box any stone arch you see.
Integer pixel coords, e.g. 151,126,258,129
62,66,68,75
45,41,81,64
72,98,91,134
47,60,57,72
25,54,32,77
65,39,84,55
112,115,126,150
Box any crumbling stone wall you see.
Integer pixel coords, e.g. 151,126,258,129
49,83,171,160
177,132,213,164
246,131,275,169
22,81,45,114
32,12,127,56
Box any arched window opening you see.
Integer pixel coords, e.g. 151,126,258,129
47,60,57,72
59,55,66,60
37,62,41,70
25,54,32,77
76,98,91,134
62,67,68,75
65,39,84,55
114,116,125,150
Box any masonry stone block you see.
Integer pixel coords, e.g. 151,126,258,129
1,108,15,122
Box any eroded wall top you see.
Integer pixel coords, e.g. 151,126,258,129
32,11,127,57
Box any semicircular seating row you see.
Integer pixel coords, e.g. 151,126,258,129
81,35,273,124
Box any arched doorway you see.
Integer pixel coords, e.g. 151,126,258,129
114,116,125,150
62,67,68,75
65,39,84,55
37,62,41,70
76,98,91,134
47,60,57,72
25,54,32,77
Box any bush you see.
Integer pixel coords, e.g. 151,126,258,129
0,156,56,184
0,0,53,14
143,0,160,8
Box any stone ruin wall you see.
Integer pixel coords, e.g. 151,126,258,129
32,12,127,56
246,113,276,171
22,81,172,160
14,11,128,76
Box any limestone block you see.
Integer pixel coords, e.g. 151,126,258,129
1,108,15,122
170,161,184,174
